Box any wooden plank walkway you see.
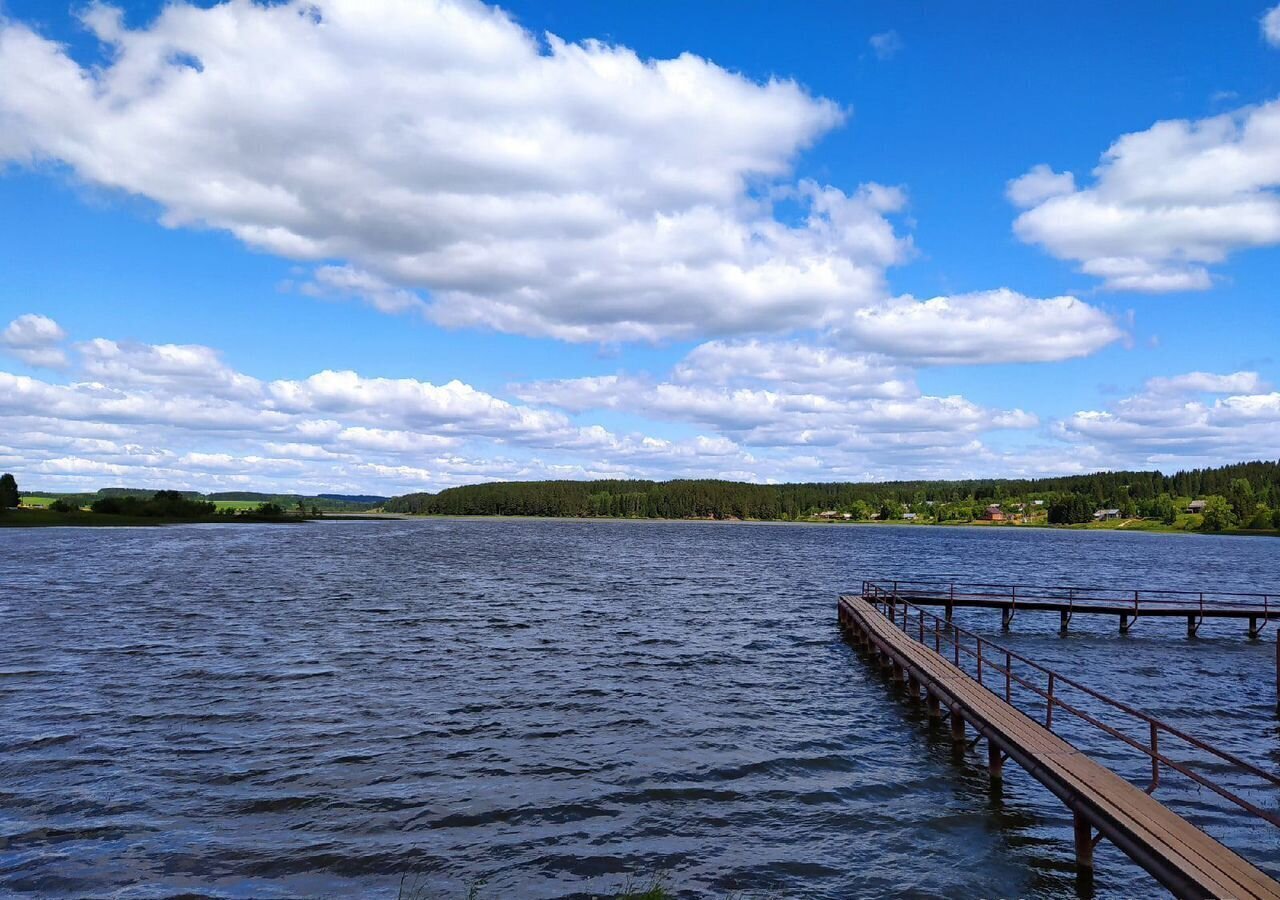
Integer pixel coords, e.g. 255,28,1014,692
838,594,1280,899
863,579,1280,638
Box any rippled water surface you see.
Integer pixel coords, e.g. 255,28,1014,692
3,519,1280,898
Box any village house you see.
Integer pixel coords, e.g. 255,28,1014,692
1093,508,1121,521
1186,499,1207,514
979,504,1005,522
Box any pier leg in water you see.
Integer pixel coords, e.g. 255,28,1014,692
1248,617,1260,639
926,690,942,720
1073,811,1095,870
950,708,965,742
1001,608,1012,631
945,605,953,631
1119,613,1130,634
987,740,1003,783
1060,611,1069,634
1187,615,1198,638
907,673,920,701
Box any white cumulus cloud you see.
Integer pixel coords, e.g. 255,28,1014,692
0,0,924,343
1010,98,1280,291
837,289,1124,364
1263,4,1280,46
1,313,68,368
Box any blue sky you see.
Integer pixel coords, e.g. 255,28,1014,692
1,0,1279,494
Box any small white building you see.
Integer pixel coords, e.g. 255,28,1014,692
1093,508,1121,521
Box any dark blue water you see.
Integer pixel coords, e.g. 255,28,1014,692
2,520,1278,898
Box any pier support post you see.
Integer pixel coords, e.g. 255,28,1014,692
891,661,904,683
1119,613,1130,634
945,605,954,631
1073,811,1094,870
1001,608,1012,631
1059,611,1069,634
906,673,920,701
926,691,942,720
1187,615,1198,638
950,708,965,742
987,740,1003,782
1248,617,1260,639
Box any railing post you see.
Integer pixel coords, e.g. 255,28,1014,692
977,637,983,686
1046,673,1055,728
1005,652,1012,702
1149,722,1160,792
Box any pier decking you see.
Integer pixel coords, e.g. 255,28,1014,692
838,593,1280,899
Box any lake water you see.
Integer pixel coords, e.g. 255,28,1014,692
2,519,1279,898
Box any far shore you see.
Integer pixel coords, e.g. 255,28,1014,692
0,509,314,528
6,507,1275,538
388,512,1280,539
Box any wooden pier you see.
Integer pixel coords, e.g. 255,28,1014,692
864,579,1280,638
838,593,1280,899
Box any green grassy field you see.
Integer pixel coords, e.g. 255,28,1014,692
211,499,268,511
17,496,59,508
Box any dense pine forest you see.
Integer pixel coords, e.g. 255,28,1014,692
384,460,1280,531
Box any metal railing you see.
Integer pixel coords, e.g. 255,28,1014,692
863,578,1276,618
861,584,1280,828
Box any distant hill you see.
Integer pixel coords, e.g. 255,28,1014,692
317,493,388,504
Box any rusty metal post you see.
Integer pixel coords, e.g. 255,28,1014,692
1073,811,1094,870
1046,673,1055,729
1148,722,1160,793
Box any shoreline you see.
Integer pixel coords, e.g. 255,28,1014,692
6,508,1275,538
0,510,314,528
387,513,1280,538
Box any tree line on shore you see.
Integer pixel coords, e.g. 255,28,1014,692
1,477,296,520
384,459,1280,531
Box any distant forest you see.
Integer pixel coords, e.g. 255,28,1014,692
384,460,1280,530
21,487,387,512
